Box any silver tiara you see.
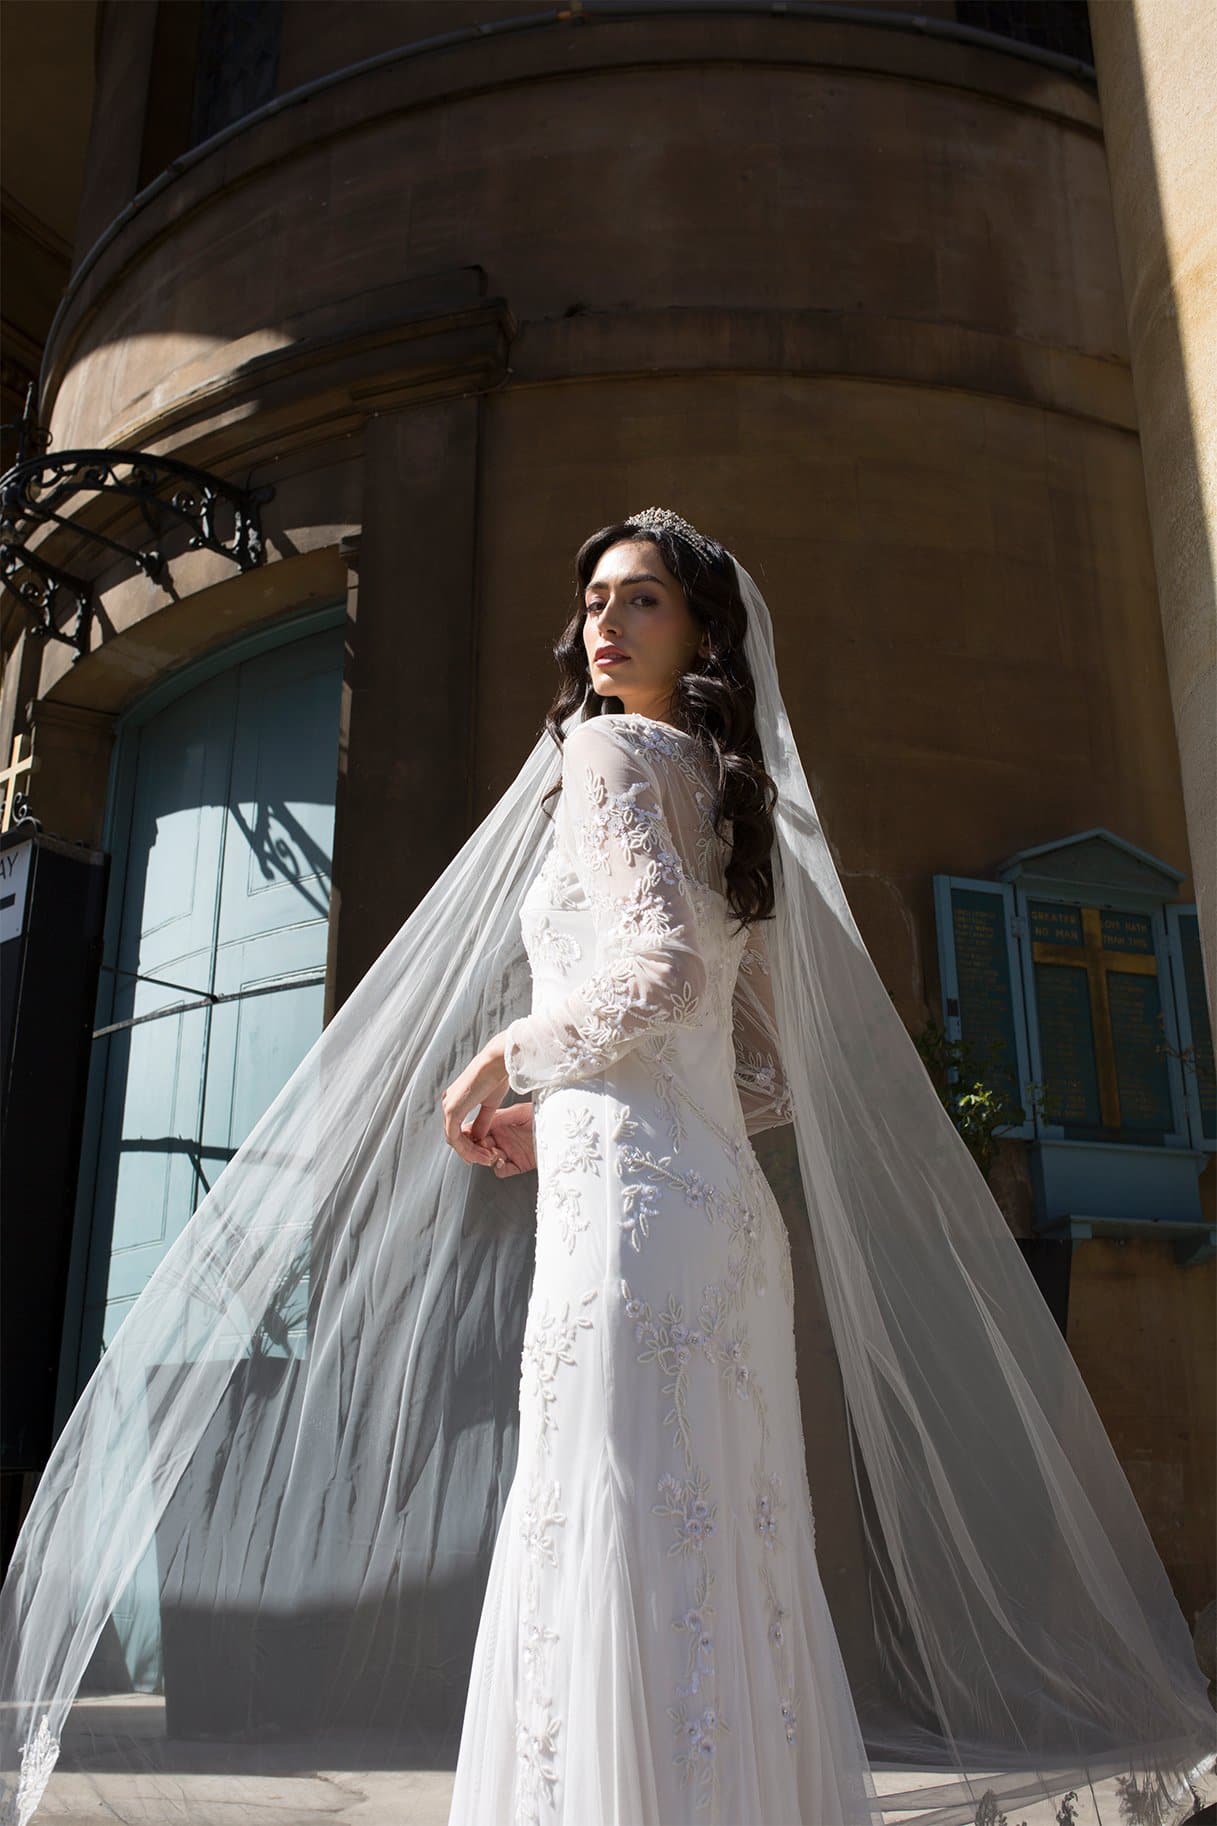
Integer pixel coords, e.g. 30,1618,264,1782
625,506,717,563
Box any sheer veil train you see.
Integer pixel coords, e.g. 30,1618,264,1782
1,532,1213,1826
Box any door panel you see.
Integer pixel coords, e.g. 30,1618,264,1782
79,619,344,1695
84,625,344,1366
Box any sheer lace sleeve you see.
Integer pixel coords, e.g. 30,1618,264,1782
503,718,708,1093
732,917,793,1136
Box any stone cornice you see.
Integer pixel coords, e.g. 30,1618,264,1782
507,306,1138,433
41,8,1101,411
97,281,514,468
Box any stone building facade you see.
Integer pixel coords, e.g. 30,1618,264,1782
2,0,1212,1687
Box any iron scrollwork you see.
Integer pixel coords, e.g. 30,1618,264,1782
1,391,274,661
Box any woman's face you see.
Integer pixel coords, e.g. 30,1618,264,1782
581,539,707,722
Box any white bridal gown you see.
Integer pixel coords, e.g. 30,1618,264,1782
447,712,874,1826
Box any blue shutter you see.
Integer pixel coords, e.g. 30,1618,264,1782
932,875,1034,1140
1165,904,1216,1152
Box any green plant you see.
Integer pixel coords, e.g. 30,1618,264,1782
914,1019,1029,1178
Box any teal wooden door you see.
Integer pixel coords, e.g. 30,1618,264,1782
85,623,344,1365
78,621,344,1692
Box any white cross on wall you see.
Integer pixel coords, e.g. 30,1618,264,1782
0,734,35,832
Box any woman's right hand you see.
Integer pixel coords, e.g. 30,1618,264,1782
480,1100,536,1177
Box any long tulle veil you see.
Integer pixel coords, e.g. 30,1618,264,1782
1,548,1213,1826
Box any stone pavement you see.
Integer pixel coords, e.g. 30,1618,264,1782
19,1694,1216,1826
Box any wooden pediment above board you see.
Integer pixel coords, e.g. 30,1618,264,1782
994,828,1186,909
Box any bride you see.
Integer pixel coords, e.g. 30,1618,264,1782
1,510,1212,1826
441,513,874,1822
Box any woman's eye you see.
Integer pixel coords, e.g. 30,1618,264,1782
585,595,656,615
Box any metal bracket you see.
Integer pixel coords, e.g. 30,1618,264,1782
1,386,273,661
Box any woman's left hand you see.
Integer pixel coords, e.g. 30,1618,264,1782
442,1031,511,1165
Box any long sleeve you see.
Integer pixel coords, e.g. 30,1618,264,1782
732,916,794,1136
504,719,709,1094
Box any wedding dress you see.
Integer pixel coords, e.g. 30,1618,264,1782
446,711,876,1825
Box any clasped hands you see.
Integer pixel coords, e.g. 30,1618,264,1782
441,1030,536,1176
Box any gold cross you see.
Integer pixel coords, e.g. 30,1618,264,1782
0,734,34,833
1032,904,1157,1130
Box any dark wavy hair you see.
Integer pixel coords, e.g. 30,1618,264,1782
540,515,778,930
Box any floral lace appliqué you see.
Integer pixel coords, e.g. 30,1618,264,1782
536,1106,603,1255
653,1468,718,1556
520,1290,598,1452
536,837,584,911
574,767,669,878
529,913,581,977
504,722,717,1095
514,1710,560,1826
624,1230,804,1770
13,1711,60,1825
515,1471,567,1825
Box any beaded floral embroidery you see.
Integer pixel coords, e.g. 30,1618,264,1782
520,1289,598,1452
505,724,711,1094
528,913,581,977
515,1466,565,1826
622,1192,805,1776
13,1711,60,1824
513,1267,597,1819
535,1105,603,1255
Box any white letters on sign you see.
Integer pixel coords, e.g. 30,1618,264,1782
0,841,32,946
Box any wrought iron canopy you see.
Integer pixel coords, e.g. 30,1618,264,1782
1,388,274,662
